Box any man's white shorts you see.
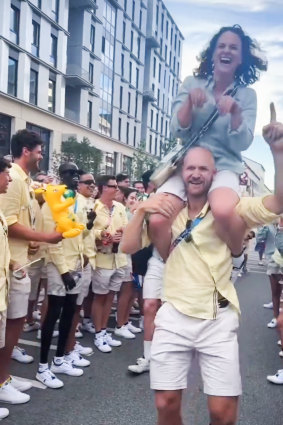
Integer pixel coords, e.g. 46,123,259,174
0,310,7,348
46,263,83,297
150,302,242,397
91,267,125,295
143,256,164,300
76,263,92,306
7,271,31,319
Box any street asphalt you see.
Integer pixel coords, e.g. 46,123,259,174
5,252,283,425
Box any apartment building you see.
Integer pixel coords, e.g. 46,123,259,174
0,0,183,174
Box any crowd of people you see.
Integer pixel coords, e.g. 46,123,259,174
0,23,283,425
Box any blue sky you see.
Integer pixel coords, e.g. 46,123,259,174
165,0,283,189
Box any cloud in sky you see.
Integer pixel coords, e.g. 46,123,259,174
165,0,283,187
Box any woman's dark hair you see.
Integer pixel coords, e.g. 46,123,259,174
0,157,11,173
11,129,43,158
193,25,267,85
119,186,138,199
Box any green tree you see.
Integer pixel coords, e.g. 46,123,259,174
161,138,178,158
51,137,103,178
131,140,158,179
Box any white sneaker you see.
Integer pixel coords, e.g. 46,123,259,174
23,322,40,332
139,316,144,330
9,376,32,392
258,261,264,266
114,325,135,339
94,334,112,353
128,357,150,374
104,332,122,347
127,321,142,334
0,407,9,419
267,318,277,328
279,350,283,358
36,329,59,340
263,301,273,309
277,339,282,347
65,351,90,367
36,368,64,389
75,328,83,338
0,381,30,404
32,310,41,321
50,359,83,377
74,341,93,356
267,369,283,384
81,321,96,334
11,347,34,364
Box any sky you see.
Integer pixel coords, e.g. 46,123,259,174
165,0,283,189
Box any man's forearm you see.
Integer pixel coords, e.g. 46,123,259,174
120,208,146,254
9,222,49,243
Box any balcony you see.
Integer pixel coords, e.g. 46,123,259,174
69,0,98,9
65,64,93,88
146,34,160,49
143,89,156,102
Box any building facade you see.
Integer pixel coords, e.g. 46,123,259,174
0,0,183,175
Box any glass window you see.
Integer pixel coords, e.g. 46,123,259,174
29,69,38,105
129,61,132,83
50,34,57,66
135,68,139,89
139,10,142,29
31,21,40,56
90,25,95,52
51,0,59,22
126,122,129,144
88,101,92,128
124,0,127,12
118,117,121,140
0,113,12,157
135,92,138,118
121,53,124,76
153,57,156,78
10,6,20,44
132,1,135,21
122,21,126,44
128,92,131,114
8,58,18,96
119,86,123,109
133,126,136,146
89,63,94,84
48,79,56,112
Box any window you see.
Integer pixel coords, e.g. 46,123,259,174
153,57,156,78
137,36,141,58
29,69,38,105
124,0,127,12
139,10,142,29
90,25,95,52
166,21,169,39
161,117,164,133
164,70,166,88
36,0,41,8
51,0,59,22
31,21,40,56
119,86,123,110
135,68,139,89
10,6,20,44
133,126,136,146
156,112,159,131
135,93,138,118
0,114,12,158
132,1,135,21
161,14,164,32
50,34,57,66
89,63,94,84
165,45,167,62
149,135,152,153
156,5,159,26
150,110,153,127
118,117,122,141
122,21,126,44
88,101,92,128
165,120,168,138
155,137,158,155
126,122,129,144
158,64,161,83
121,53,124,76
101,36,105,53
128,92,131,114
157,89,160,106
129,61,132,83
48,79,56,112
130,31,133,51
8,58,18,96
178,40,181,55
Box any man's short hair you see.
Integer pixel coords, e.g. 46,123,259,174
142,170,154,191
96,175,116,193
116,173,129,183
11,129,43,158
133,180,143,187
0,157,11,173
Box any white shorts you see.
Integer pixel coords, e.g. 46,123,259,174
143,256,164,300
122,256,133,282
46,263,83,297
0,310,7,349
28,259,45,302
76,263,92,306
7,271,31,319
158,170,239,201
91,267,125,295
150,302,242,396
267,260,283,276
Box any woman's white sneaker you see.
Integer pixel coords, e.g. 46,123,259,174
64,351,90,367
127,321,142,334
0,381,30,404
9,376,32,392
267,369,283,384
104,332,122,347
36,368,64,389
0,407,9,419
94,334,112,353
114,325,135,339
50,359,83,376
11,347,34,364
74,342,93,356
128,357,150,374
267,318,277,328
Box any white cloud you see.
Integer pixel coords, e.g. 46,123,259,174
167,0,283,13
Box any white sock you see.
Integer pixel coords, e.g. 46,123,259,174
38,362,48,372
144,340,152,361
53,356,64,365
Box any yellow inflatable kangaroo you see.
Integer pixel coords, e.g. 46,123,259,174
35,184,85,238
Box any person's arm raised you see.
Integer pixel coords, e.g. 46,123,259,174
262,103,283,214
8,222,62,244
120,194,175,255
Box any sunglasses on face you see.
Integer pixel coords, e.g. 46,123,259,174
105,184,118,189
79,180,95,185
